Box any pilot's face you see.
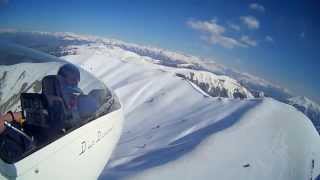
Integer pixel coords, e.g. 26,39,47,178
63,85,79,109
64,73,80,87
62,73,80,109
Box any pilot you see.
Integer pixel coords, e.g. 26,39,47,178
58,64,99,128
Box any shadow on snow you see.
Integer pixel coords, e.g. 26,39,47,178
101,100,261,179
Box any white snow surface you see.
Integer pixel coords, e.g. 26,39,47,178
61,45,320,180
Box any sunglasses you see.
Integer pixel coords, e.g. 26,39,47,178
62,85,83,96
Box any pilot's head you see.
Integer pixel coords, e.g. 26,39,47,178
58,64,82,109
58,63,80,87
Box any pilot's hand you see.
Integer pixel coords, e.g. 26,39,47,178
0,112,14,133
1,112,25,125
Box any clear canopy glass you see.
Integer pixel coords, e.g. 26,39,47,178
0,42,120,163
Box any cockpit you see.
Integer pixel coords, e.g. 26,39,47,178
0,43,121,163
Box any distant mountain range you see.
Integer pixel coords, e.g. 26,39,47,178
286,96,320,132
0,30,319,134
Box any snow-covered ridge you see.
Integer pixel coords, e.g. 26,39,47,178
59,44,254,100
174,69,253,99
288,96,320,109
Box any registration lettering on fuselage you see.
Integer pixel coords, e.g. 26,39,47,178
79,127,113,156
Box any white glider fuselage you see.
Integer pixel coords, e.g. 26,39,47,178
0,108,123,180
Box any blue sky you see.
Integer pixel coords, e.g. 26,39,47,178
1,0,319,103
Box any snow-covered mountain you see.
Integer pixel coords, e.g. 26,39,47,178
0,31,295,98
57,43,255,100
1,30,319,134
174,70,253,99
0,31,289,99
287,96,320,133
61,44,320,180
1,40,320,180
0,31,297,99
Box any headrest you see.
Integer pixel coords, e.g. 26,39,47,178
41,75,63,97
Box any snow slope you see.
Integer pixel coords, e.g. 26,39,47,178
60,45,320,180
105,99,319,180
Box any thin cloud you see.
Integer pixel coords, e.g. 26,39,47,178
240,16,260,29
265,36,274,42
300,32,305,38
209,34,247,48
187,19,247,48
240,35,257,47
249,3,265,12
187,19,225,34
228,23,241,31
